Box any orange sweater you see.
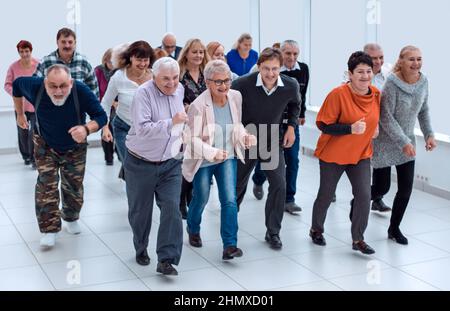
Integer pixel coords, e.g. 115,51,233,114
314,84,380,165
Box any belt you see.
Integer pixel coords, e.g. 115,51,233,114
128,150,168,165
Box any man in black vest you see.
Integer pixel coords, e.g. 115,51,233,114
232,48,301,249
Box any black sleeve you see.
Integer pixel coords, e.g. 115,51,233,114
300,63,310,118
77,82,108,129
286,80,301,127
317,121,352,135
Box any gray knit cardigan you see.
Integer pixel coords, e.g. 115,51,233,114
372,73,434,168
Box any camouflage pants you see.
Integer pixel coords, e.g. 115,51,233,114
33,134,87,233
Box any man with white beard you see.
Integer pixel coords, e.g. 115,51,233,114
12,64,107,249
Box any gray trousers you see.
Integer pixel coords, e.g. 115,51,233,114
237,149,286,235
311,159,371,241
124,153,183,265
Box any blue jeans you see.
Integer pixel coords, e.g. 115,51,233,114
252,125,300,203
187,159,238,249
112,116,130,162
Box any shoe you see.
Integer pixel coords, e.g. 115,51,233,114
187,229,202,248
253,184,264,200
388,227,408,245
331,193,337,203
352,241,375,254
265,231,282,249
309,229,326,246
106,160,114,166
136,250,150,266
31,162,37,170
24,159,31,165
156,261,178,276
372,199,392,212
222,246,243,260
65,220,81,235
285,202,302,214
40,233,57,249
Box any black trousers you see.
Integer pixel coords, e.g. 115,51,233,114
237,149,286,235
371,160,415,230
15,111,36,162
101,107,116,163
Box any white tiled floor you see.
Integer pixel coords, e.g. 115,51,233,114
0,148,449,291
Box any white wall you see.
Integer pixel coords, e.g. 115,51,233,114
377,0,450,136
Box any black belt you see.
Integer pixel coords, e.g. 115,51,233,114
128,150,168,165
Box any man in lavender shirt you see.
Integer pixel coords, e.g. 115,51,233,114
124,57,187,276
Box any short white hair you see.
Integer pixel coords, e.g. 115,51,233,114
162,32,176,42
281,40,299,51
152,57,180,76
204,60,231,80
45,64,71,79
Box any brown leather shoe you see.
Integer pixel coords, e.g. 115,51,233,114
188,232,202,248
222,246,243,260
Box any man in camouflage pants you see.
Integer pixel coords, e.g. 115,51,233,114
13,64,107,249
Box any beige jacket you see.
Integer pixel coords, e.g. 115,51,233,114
182,89,255,182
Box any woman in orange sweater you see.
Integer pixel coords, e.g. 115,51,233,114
309,51,380,254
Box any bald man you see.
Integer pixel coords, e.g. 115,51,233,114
159,33,182,60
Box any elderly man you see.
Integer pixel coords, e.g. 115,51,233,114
34,27,99,98
124,57,186,276
159,33,182,60
12,64,107,248
252,40,310,214
232,48,301,249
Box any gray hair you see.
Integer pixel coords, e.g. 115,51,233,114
45,64,71,78
152,57,180,76
162,32,176,42
363,43,382,53
204,60,231,80
281,40,299,51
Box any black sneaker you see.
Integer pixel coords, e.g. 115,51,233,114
253,184,264,200
265,231,282,249
372,199,392,212
388,227,408,245
352,241,375,254
309,229,326,246
156,261,178,276
285,202,302,214
222,246,243,260
24,159,31,165
135,250,150,266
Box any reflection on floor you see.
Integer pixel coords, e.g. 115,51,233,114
0,148,449,291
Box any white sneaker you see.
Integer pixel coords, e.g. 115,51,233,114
40,233,57,249
65,220,81,235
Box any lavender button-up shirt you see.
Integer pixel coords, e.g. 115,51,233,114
126,80,185,162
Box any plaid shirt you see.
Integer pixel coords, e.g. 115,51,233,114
34,50,99,98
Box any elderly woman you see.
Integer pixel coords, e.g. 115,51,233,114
182,60,256,260
207,41,239,81
226,33,258,76
4,40,39,168
372,46,436,245
310,51,380,255
177,38,210,218
101,41,155,178
95,48,116,165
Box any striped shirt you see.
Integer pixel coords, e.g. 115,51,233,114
34,50,99,98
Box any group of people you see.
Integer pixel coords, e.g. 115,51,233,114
4,27,436,276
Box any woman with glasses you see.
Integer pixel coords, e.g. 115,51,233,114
182,60,256,260
177,39,210,219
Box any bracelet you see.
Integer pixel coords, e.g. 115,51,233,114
83,125,90,136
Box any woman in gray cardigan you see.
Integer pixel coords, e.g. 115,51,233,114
372,46,437,245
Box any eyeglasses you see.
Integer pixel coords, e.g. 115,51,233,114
260,66,280,74
208,79,232,86
48,84,70,91
163,45,176,49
